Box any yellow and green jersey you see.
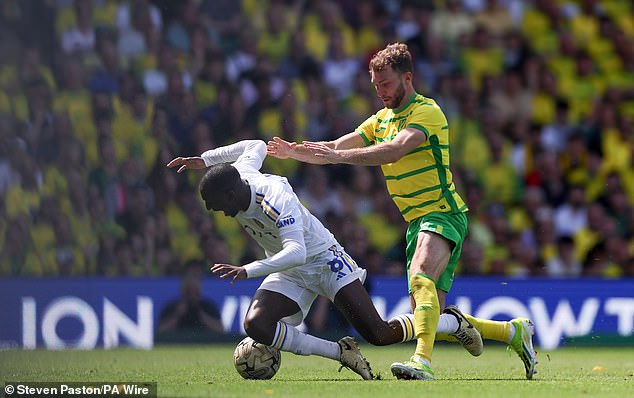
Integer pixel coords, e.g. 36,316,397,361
356,93,467,222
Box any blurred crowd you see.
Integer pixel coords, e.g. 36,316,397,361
0,0,633,279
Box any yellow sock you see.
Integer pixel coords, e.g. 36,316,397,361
410,273,439,362
463,314,510,342
435,333,458,342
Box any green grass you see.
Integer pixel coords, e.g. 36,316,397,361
1,344,633,398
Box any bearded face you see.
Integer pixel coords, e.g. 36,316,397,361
371,67,410,109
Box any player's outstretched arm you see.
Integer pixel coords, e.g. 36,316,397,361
166,156,206,173
304,128,425,166
267,133,364,164
267,137,330,164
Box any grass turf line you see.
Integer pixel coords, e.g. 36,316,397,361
1,344,632,398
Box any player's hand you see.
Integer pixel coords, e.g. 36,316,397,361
302,141,342,163
210,264,247,284
166,156,206,173
267,137,296,159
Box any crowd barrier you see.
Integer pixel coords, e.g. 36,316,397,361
1,277,632,350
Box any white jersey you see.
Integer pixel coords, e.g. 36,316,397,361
201,140,337,278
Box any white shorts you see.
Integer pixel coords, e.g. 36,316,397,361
258,244,366,326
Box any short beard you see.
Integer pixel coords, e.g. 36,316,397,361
389,81,406,109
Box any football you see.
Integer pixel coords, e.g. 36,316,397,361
233,337,281,380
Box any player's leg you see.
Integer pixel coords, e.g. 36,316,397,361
456,312,537,378
390,232,448,380
244,288,343,360
320,244,482,357
332,272,477,351
333,278,415,345
243,288,300,344
391,212,467,380
451,313,511,342
435,261,536,374
434,290,484,357
409,292,477,352
319,244,417,347
251,274,373,379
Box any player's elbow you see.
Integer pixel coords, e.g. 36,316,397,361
281,237,306,266
248,140,267,156
289,245,306,266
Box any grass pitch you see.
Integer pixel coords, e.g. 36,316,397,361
1,343,632,398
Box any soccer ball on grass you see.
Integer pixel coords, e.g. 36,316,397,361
233,337,281,379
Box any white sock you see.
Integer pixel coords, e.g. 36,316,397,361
437,313,460,334
412,355,432,367
271,321,340,360
390,313,460,340
389,313,416,342
506,322,516,343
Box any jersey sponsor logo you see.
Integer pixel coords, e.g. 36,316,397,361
275,216,295,228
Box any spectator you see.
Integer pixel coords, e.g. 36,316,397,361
297,164,344,221
430,0,475,57
116,0,162,34
61,0,95,55
473,0,516,39
415,36,455,95
488,68,533,127
546,236,582,277
322,30,360,100
158,261,224,332
1,0,633,281
225,29,258,83
460,236,485,275
541,99,573,153
554,185,588,238
116,1,152,60
278,31,320,80
89,37,122,95
88,134,124,218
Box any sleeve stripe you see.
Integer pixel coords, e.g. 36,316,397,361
357,130,374,146
406,123,430,139
262,199,280,216
255,193,281,221
384,165,449,180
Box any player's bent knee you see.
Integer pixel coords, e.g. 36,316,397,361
243,313,274,344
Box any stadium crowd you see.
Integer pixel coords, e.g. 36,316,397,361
0,0,633,279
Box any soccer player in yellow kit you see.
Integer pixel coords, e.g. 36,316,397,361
268,43,537,380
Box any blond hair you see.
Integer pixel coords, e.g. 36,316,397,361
369,43,413,74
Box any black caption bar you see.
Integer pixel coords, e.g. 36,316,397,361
3,382,157,398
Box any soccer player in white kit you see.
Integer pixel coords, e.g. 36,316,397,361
167,140,482,380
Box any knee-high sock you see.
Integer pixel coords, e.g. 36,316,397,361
437,313,460,334
411,273,439,362
391,313,462,343
389,313,416,342
270,321,340,360
436,314,510,343
463,314,511,342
